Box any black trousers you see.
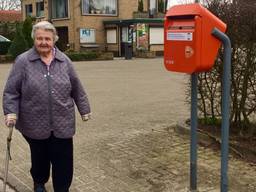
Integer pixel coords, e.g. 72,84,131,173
23,133,73,192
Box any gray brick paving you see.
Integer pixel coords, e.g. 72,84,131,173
0,58,256,192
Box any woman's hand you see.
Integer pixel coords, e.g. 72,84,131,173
81,113,91,121
5,114,17,127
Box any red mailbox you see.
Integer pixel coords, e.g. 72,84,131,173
164,3,227,74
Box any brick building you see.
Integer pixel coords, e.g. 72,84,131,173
0,10,22,41
21,0,165,56
0,10,22,23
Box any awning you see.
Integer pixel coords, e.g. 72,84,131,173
103,18,164,26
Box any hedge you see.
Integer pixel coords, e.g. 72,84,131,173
65,51,98,61
0,41,12,55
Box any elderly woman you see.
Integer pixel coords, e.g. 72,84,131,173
3,21,91,192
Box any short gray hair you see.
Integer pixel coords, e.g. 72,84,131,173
31,21,59,43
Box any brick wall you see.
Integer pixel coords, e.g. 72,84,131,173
21,0,163,53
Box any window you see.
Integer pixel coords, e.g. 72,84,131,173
25,4,33,17
149,0,157,16
82,0,117,15
36,0,44,17
52,0,68,19
157,0,166,13
80,29,96,43
137,23,149,50
106,29,117,44
149,27,164,44
121,27,128,42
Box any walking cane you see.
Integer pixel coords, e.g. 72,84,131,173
3,124,14,192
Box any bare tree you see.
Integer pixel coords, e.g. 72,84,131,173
190,0,256,136
0,0,21,10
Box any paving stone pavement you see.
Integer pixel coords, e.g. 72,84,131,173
0,58,256,192
0,179,16,192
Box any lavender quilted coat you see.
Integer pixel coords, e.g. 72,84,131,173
3,47,91,139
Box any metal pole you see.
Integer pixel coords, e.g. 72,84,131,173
190,73,198,191
212,27,232,192
189,0,200,191
190,1,199,191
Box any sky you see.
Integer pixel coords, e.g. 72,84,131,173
168,0,180,7
167,0,196,8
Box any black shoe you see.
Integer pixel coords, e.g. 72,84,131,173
34,183,47,192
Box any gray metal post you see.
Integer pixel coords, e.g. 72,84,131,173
212,28,232,192
190,73,198,191
190,0,199,190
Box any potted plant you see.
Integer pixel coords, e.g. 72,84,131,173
89,4,95,14
105,5,110,14
95,9,101,14
101,6,106,14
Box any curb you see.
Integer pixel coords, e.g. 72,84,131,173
174,121,214,147
174,121,256,164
